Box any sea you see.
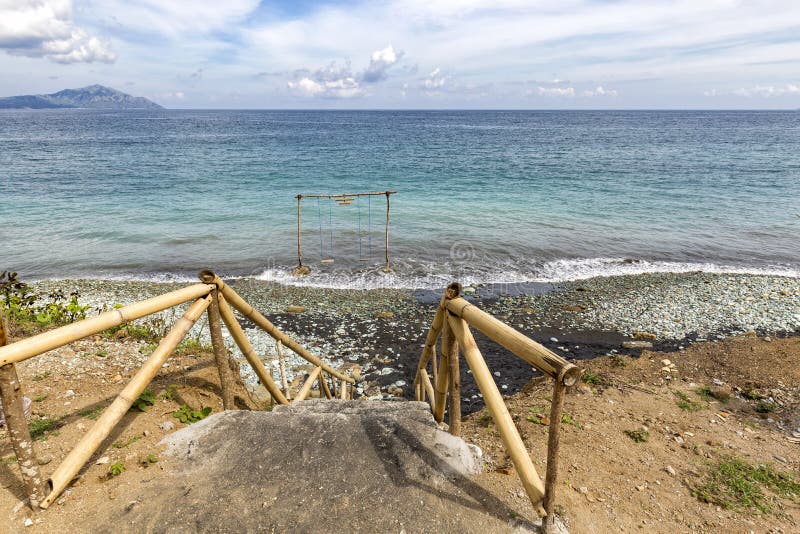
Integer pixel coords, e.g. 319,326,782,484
1,109,798,289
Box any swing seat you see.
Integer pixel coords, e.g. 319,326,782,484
321,259,335,264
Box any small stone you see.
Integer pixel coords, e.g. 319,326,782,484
112,374,122,383
375,311,394,319
37,454,53,466
65,390,75,397
96,456,110,465
661,359,672,366
623,341,652,349
763,336,772,342
636,485,645,491
159,421,175,431
463,286,476,294
286,305,305,313
634,332,657,341
24,518,33,527
549,337,559,343
665,465,676,476
577,486,589,494
560,305,586,312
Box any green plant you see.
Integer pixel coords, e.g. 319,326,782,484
582,371,602,385
609,354,627,367
692,456,800,514
696,386,714,402
160,385,179,401
140,454,158,466
1,272,90,329
755,401,775,413
29,416,61,439
624,429,649,443
561,413,581,428
674,390,703,412
31,371,51,382
173,404,212,424
108,462,125,477
95,349,108,358
33,394,48,402
130,389,156,412
744,389,764,400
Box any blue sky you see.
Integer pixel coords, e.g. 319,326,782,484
1,0,799,109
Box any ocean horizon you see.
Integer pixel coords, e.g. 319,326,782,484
2,109,798,289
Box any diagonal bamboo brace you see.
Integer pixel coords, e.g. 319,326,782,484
293,367,321,403
447,314,547,512
215,294,289,405
40,295,212,509
200,272,353,384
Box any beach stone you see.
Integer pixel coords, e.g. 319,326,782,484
90,402,498,532
622,341,653,349
634,332,657,341
560,305,586,312
375,311,394,318
286,305,306,314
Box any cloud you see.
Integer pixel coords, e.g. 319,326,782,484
422,67,447,90
362,44,402,83
731,84,800,97
288,61,363,98
583,86,618,97
535,86,575,97
0,1,115,63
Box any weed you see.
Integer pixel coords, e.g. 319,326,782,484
744,390,764,400
31,371,51,382
561,413,581,428
755,401,776,414
108,462,125,477
79,406,105,420
178,337,208,352
29,416,61,439
624,429,649,443
173,404,212,424
477,410,493,427
696,386,714,402
1,272,90,329
160,385,179,401
582,371,602,385
113,435,141,449
693,456,800,514
674,390,703,412
609,354,627,367
95,349,108,358
33,394,48,402
140,454,158,467
130,389,156,412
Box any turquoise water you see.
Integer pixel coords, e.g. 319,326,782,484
1,109,798,288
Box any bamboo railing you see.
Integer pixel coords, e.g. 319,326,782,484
0,271,354,510
413,282,581,532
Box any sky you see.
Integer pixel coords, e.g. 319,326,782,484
1,0,799,109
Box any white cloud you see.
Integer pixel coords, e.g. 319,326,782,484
287,61,363,98
583,86,618,97
535,86,575,97
423,68,447,90
0,0,114,63
731,84,800,97
363,45,402,82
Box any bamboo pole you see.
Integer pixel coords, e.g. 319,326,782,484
204,273,353,383
0,313,47,509
444,294,580,386
292,367,321,403
295,191,397,199
208,289,236,410
41,295,212,509
447,314,546,511
215,294,289,405
277,341,289,399
444,317,462,436
413,302,445,395
543,380,567,532
319,371,333,399
383,191,391,272
419,368,435,412
329,373,337,398
433,331,450,424
0,283,213,367
340,378,348,400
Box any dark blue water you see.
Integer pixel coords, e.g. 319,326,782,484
1,109,798,288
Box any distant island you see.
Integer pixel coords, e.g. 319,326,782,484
0,85,163,110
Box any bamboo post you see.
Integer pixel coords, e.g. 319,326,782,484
444,316,461,436
319,371,333,399
277,341,290,399
207,289,236,410
329,373,337,398
413,302,445,404
340,378,347,400
0,313,47,509
419,368,435,412
205,273,353,383
383,191,391,272
543,380,567,532
447,314,546,513
444,293,580,386
214,293,288,405
292,367,321,403
433,333,450,424
0,284,214,367
41,295,212,509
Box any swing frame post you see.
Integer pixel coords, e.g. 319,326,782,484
292,190,397,275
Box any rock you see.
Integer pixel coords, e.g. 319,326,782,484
159,421,175,431
112,374,122,383
577,486,589,494
661,359,672,366
286,305,305,314
560,305,586,312
96,456,110,465
710,385,732,402
24,518,33,527
665,465,676,476
763,336,772,342
622,341,652,349
549,337,559,343
634,332,657,341
463,287,476,294
37,454,53,466
375,311,394,318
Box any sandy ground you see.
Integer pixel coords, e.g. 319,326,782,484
1,314,799,532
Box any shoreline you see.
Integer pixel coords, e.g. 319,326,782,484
26,271,800,413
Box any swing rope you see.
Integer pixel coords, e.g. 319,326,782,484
357,196,363,260
328,197,334,259
367,195,372,259
317,197,324,260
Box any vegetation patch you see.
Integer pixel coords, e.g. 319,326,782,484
674,390,704,412
692,456,800,514
107,462,125,478
173,404,212,424
581,370,602,385
29,416,62,439
624,429,649,443
130,389,156,412
79,406,105,420
1,271,90,331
